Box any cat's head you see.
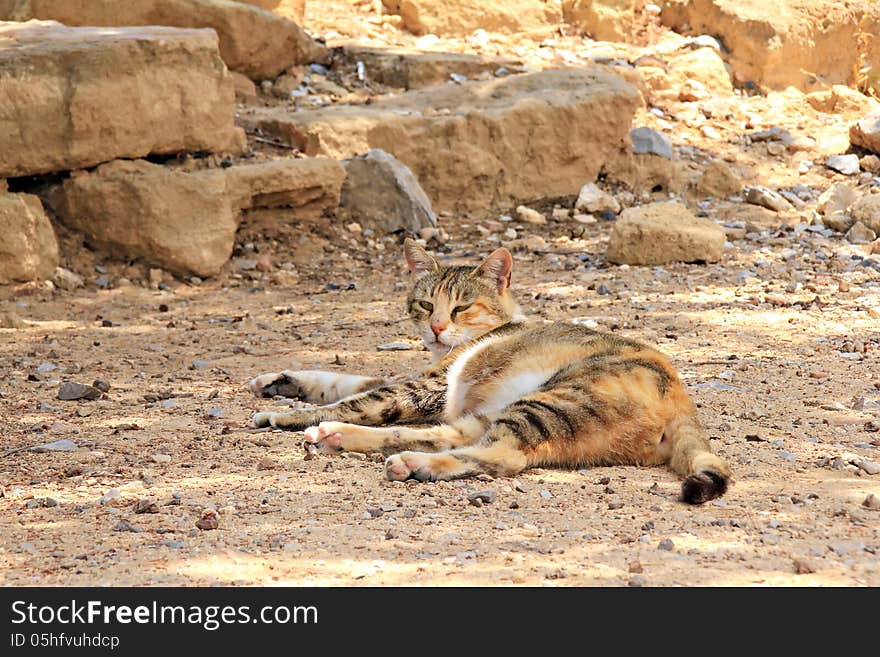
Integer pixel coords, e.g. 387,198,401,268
404,238,523,358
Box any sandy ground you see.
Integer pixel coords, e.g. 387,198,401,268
1,1,879,587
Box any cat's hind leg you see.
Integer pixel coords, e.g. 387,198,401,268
248,370,387,404
303,415,489,454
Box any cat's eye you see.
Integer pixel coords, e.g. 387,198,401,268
451,303,472,317
418,301,434,312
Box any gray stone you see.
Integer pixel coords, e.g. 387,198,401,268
851,194,880,233
856,459,880,475
341,149,437,234
468,490,497,505
826,154,861,175
57,382,102,401
630,127,673,159
846,222,876,244
376,342,413,351
575,183,620,214
29,439,78,453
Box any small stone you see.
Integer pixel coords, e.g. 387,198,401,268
257,455,277,470
468,489,496,505
745,186,793,213
516,205,547,225
195,509,219,530
376,342,412,351
92,379,111,393
30,439,78,453
628,575,647,587
191,359,212,371
151,454,172,464
133,499,160,514
862,493,880,510
575,183,620,215
113,519,142,533
766,142,786,156
57,382,101,401
63,463,84,477
793,558,815,574
658,538,675,551
100,489,121,505
628,561,644,574
826,154,860,175
856,459,880,475
860,154,880,173
52,267,84,291
630,127,673,159
846,222,876,244
608,500,625,510
539,490,553,500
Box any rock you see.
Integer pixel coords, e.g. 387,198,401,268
860,155,880,173
0,21,242,178
52,267,84,291
856,459,880,475
113,520,142,533
793,558,816,575
239,0,305,23
660,0,879,91
562,0,642,41
745,186,793,213
696,160,742,198
851,113,880,154
851,195,880,233
242,69,640,212
540,490,553,500
748,127,796,144
0,311,26,328
57,382,101,401
2,0,323,81
657,538,674,551
257,455,277,470
630,127,673,160
606,202,726,265
93,380,111,393
516,206,547,225
818,183,857,217
133,499,160,514
341,45,519,90
230,71,257,100
807,85,879,116
340,149,436,234
468,490,497,506
384,0,562,36
226,158,345,219
30,439,78,453
846,222,877,244
151,454,172,464
575,183,620,214
863,493,880,510
376,342,413,351
0,192,59,284
100,489,121,505
826,154,861,175
666,46,733,98
503,234,547,252
196,509,219,530
628,575,647,587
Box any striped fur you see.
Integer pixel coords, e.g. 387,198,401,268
252,240,730,504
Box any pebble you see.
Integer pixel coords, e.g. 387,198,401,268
745,186,793,213
113,519,142,533
100,489,121,505
57,382,101,401
657,539,674,551
93,379,111,393
151,454,172,464
516,205,547,225
376,342,412,351
195,509,219,530
856,459,880,475
846,222,876,244
826,154,860,175
191,360,212,371
628,575,647,587
30,439,78,453
468,490,497,505
863,494,880,510
133,499,160,514
630,126,672,159
793,558,815,574
539,490,553,500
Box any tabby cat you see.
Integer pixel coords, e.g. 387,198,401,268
251,239,730,504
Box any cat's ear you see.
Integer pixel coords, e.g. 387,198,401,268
474,247,513,294
404,238,439,276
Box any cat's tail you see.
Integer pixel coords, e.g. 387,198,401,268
665,408,730,505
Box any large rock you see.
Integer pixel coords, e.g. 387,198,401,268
850,113,880,154
807,85,879,116
242,68,640,211
49,158,343,276
606,202,725,265
0,192,59,284
660,0,879,91
238,0,305,23
50,160,237,278
341,149,437,233
665,47,733,98
341,45,519,90
226,158,345,218
0,0,322,80
383,0,562,36
0,21,242,178
562,1,641,41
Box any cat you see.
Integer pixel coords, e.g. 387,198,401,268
250,238,731,504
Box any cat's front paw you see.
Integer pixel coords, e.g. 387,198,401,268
385,452,435,482
252,411,278,428
303,422,346,453
248,372,305,399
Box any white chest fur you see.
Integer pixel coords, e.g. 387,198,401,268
443,336,499,421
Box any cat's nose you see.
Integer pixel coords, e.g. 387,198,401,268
431,323,446,337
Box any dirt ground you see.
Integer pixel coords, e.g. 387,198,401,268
1,1,880,587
